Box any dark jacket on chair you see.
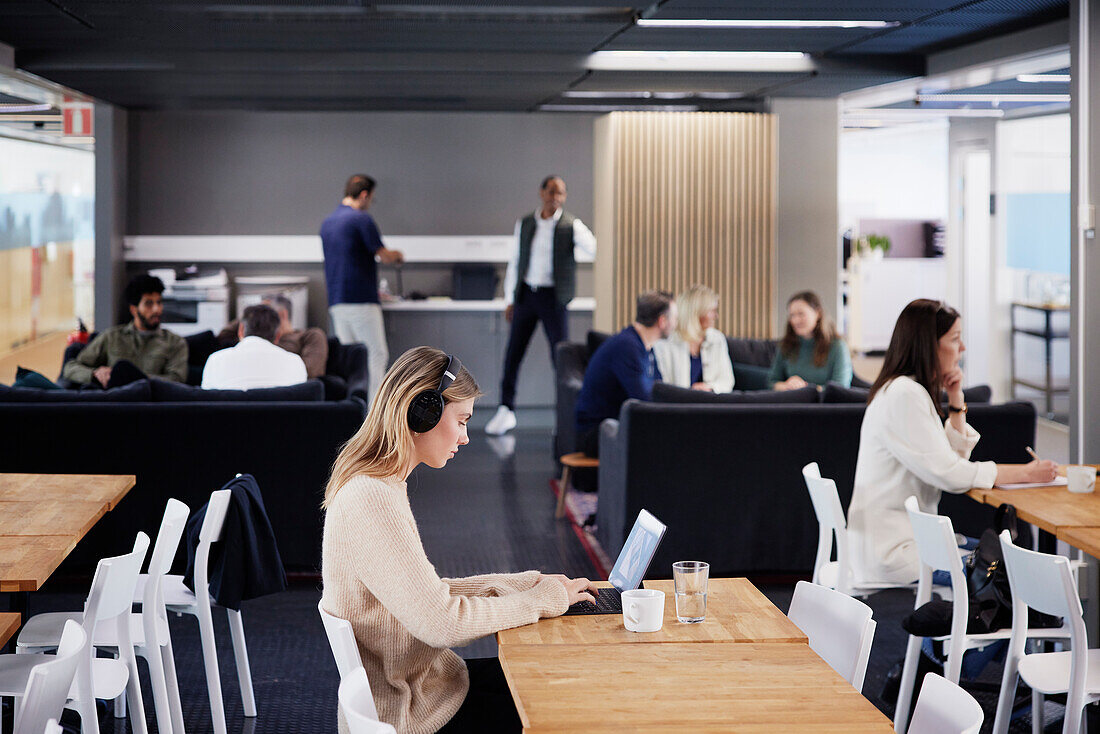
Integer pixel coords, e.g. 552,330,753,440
184,473,288,610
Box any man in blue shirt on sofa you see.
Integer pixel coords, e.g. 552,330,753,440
574,290,676,458
321,174,404,401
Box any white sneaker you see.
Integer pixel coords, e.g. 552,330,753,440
485,405,517,435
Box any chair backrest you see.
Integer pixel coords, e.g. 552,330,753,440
318,601,366,679
339,668,396,734
193,489,234,604
907,673,984,734
802,463,851,588
84,532,151,626
147,498,191,579
14,620,86,734
904,496,964,575
787,581,876,691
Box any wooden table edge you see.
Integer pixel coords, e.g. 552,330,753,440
0,534,84,592
497,643,532,730
0,612,20,648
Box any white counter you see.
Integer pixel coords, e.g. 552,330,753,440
381,297,595,312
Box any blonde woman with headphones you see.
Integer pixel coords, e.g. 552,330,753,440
652,284,734,392
321,346,596,734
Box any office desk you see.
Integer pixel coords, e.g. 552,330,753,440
497,578,806,646
498,642,892,732
497,578,889,732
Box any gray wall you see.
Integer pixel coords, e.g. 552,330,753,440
773,98,840,337
126,111,597,236
94,104,128,329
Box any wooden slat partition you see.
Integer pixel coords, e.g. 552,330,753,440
593,112,776,336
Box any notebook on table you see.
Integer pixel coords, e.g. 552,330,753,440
563,509,667,615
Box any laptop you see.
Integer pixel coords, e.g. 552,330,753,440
563,509,667,615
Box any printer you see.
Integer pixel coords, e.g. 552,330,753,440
151,267,229,337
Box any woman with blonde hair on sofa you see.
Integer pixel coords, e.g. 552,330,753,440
768,290,852,390
321,346,596,734
653,284,734,392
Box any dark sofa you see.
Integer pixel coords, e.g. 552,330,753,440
0,391,366,573
595,399,1036,578
2,332,373,575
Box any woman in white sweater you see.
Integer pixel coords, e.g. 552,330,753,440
321,346,596,734
848,299,1057,586
653,284,735,392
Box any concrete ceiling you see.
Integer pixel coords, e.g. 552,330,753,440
0,0,1069,111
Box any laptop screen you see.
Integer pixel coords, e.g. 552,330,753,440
608,509,667,591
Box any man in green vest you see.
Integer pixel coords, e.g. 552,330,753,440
485,175,596,435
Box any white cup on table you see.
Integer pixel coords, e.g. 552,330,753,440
621,589,665,633
1067,465,1097,494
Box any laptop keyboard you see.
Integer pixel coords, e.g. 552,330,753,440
564,588,623,615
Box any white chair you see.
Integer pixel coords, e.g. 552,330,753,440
803,462,927,598
894,496,1070,734
17,499,190,734
137,489,256,734
339,668,397,734
908,673,984,734
787,580,877,691
12,621,85,734
318,601,366,680
5,533,151,734
993,529,1100,734
42,720,63,734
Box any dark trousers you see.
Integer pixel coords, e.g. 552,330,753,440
96,359,147,389
436,657,521,733
500,283,567,410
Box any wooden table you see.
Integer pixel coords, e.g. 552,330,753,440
966,480,1100,534
1057,527,1100,558
0,612,19,648
497,578,891,732
0,474,135,594
498,642,893,732
498,578,806,646
0,473,133,510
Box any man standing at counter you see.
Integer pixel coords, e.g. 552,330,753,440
321,174,404,401
485,175,596,435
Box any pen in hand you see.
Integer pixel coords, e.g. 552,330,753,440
1026,446,1041,462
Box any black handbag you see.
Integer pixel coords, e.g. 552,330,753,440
902,503,1061,637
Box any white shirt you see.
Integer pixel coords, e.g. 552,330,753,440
652,328,735,393
502,208,596,305
847,376,997,585
201,336,308,391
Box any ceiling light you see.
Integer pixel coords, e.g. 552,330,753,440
586,51,813,73
561,90,743,100
846,108,1005,119
636,19,899,29
0,103,52,113
538,104,700,112
915,94,1070,104
1016,74,1071,83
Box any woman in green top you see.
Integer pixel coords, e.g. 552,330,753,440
769,290,853,390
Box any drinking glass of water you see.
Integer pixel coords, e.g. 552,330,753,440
672,561,709,623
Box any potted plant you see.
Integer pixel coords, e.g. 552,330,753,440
859,234,890,259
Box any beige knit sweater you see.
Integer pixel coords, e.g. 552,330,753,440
321,474,570,734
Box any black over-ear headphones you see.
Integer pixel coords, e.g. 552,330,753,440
407,354,463,433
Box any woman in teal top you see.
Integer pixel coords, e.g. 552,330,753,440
769,290,853,390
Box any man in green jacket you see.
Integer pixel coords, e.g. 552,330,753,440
62,274,188,387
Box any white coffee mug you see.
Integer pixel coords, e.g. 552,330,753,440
622,589,665,633
1067,465,1097,494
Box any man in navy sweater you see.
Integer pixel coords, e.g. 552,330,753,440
575,290,676,458
321,174,404,401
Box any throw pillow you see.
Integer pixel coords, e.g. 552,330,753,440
731,363,771,391
14,366,61,390
652,382,819,404
0,379,152,402
150,378,325,402
822,383,869,404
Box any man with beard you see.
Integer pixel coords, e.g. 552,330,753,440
62,273,188,387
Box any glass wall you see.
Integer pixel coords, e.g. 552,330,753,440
0,136,94,355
